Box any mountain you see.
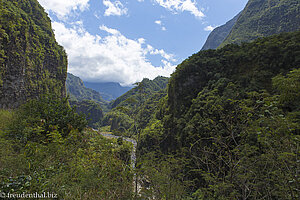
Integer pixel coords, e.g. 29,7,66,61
66,72,109,113
84,82,132,101
101,76,169,134
201,12,241,50
66,73,106,103
0,0,67,109
220,0,300,47
111,76,169,109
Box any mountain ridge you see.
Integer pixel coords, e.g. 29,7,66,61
84,81,132,101
201,12,241,50
220,0,300,47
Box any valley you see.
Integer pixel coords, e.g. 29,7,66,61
0,0,299,199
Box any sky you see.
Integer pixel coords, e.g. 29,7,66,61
37,0,249,86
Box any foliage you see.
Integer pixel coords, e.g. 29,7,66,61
139,31,300,199
102,109,134,136
272,68,300,112
0,109,13,131
101,76,169,137
7,95,87,143
111,76,169,109
0,96,134,199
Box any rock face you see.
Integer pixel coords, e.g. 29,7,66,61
69,100,103,128
0,0,67,109
220,0,300,47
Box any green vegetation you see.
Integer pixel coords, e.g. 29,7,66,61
201,12,241,50
0,0,67,108
111,76,169,109
66,73,108,128
69,100,104,128
0,96,133,199
102,76,169,137
1,0,300,199
66,73,109,112
136,31,300,199
220,0,300,47
0,109,13,130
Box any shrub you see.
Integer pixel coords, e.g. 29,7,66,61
8,95,87,143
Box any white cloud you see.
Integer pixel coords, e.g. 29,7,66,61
103,0,128,16
155,20,167,31
38,0,89,19
155,20,162,25
99,25,120,35
52,22,176,86
154,0,204,18
204,25,215,31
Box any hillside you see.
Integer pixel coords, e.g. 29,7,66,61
111,76,169,109
0,2,133,199
138,31,300,199
220,0,300,47
84,81,132,101
0,0,67,108
66,73,109,111
101,76,169,135
69,100,103,128
201,12,241,50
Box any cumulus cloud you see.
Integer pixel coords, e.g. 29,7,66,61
154,0,204,18
204,25,216,31
38,0,89,19
103,0,128,16
52,22,176,86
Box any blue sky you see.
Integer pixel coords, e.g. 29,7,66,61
38,0,248,86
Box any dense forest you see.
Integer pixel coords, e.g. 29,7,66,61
0,0,300,199
135,30,300,199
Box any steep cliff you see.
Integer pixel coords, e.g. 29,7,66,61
69,100,103,128
201,12,241,50
0,0,67,108
220,0,300,47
